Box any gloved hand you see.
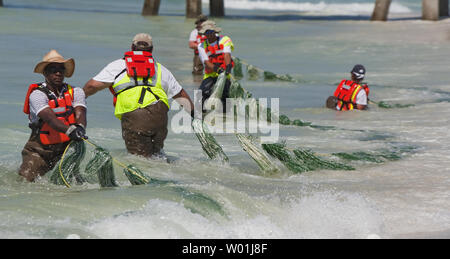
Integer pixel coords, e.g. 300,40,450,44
213,64,224,74
225,64,233,75
65,124,87,141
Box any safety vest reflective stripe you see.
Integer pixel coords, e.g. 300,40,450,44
334,80,362,111
52,107,66,113
351,85,362,103
112,66,158,95
206,50,224,56
112,63,169,120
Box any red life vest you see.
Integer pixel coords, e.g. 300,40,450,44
23,83,76,145
204,37,234,75
194,34,207,55
109,51,156,106
362,84,370,98
333,79,364,111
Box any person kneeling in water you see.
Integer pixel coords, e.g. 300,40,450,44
326,64,370,111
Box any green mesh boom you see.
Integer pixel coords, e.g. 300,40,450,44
192,118,229,162
50,140,86,186
262,142,354,173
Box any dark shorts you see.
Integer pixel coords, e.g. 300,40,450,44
19,133,69,182
199,76,231,112
121,101,169,158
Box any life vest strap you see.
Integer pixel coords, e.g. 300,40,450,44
138,86,160,105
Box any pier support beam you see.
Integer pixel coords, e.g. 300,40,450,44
0,0,3,7
186,0,202,18
371,0,392,21
210,0,225,17
142,0,161,16
423,0,449,20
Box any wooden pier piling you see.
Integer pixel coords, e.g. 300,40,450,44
371,0,392,21
186,0,202,18
0,0,3,7
210,0,225,17
423,0,449,20
142,0,161,16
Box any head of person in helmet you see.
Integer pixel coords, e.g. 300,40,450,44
351,64,366,83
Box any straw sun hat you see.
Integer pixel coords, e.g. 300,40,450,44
34,50,75,78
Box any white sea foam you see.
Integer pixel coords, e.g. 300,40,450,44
87,191,383,239
203,0,413,15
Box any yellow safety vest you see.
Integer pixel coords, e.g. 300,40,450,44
112,63,169,120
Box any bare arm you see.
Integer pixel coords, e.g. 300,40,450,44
74,106,87,127
356,104,367,110
224,53,232,66
37,105,87,134
189,41,198,50
37,108,71,133
83,79,113,97
173,89,195,115
205,53,232,72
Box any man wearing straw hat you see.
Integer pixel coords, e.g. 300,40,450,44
83,33,195,159
197,20,235,112
188,14,208,76
19,50,87,182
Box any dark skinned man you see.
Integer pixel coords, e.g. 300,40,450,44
19,50,87,182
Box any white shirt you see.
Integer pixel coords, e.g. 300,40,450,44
355,90,367,106
93,59,183,100
197,36,232,65
189,29,198,42
28,83,86,124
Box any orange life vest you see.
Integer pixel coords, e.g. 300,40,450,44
203,37,234,74
23,83,76,145
194,34,207,55
108,51,156,107
333,79,365,111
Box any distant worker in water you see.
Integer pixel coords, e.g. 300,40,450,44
327,64,370,111
189,14,208,76
197,20,235,112
83,33,195,158
19,50,88,182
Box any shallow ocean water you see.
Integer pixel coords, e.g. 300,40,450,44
0,0,449,239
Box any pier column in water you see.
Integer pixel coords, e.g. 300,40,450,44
0,0,3,7
422,0,449,20
210,0,225,17
371,0,392,21
142,0,161,16
187,0,202,18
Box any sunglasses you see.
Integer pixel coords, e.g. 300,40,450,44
45,65,66,74
204,30,215,35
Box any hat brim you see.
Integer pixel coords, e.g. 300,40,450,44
199,27,222,34
34,58,75,78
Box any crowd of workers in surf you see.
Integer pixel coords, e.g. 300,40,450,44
18,14,370,182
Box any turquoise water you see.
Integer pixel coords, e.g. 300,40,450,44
1,0,450,238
